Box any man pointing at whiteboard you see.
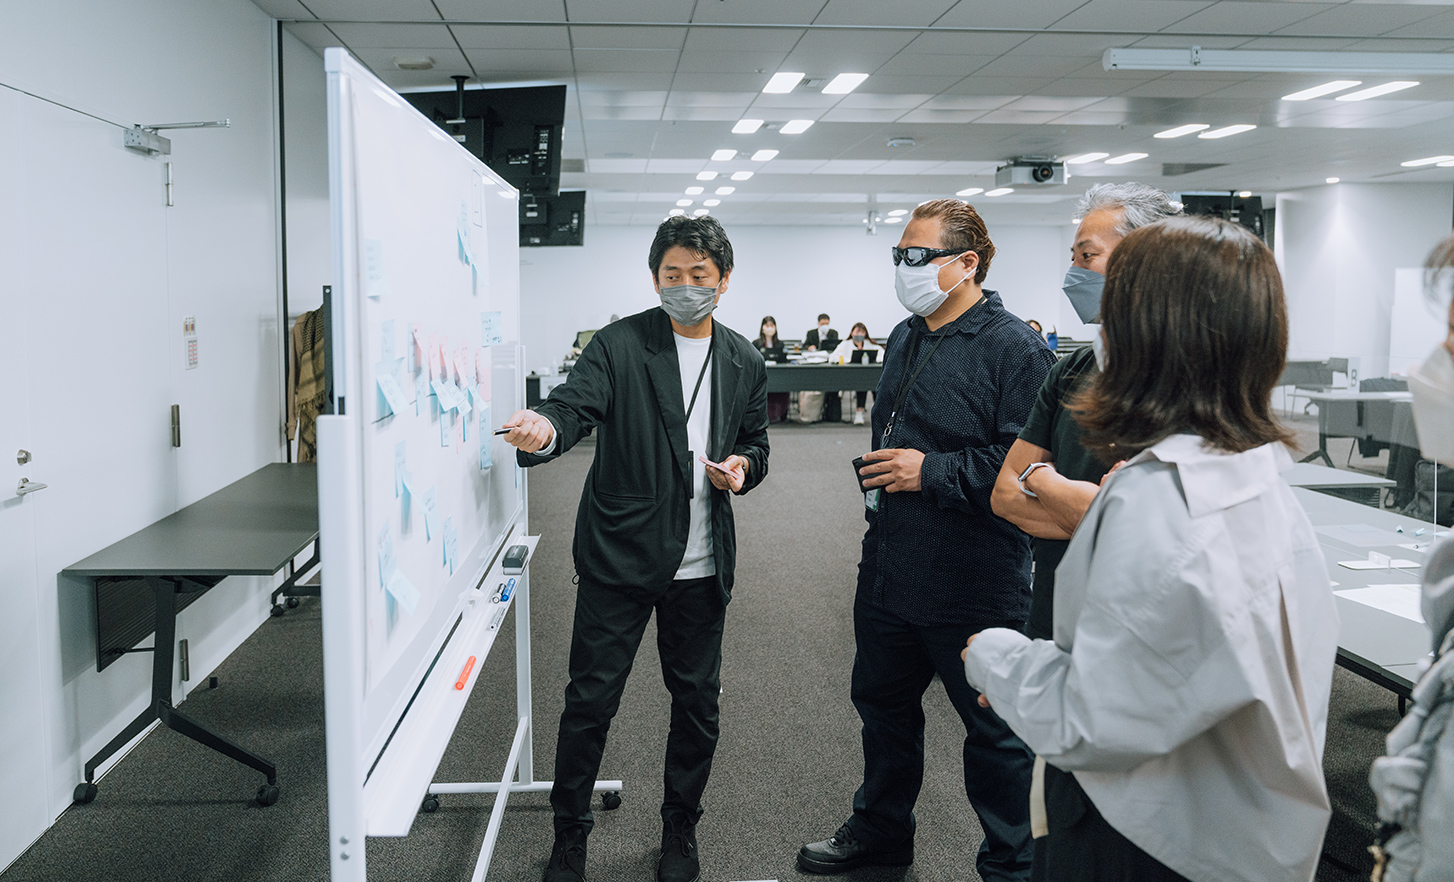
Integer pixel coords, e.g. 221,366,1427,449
502,215,770,882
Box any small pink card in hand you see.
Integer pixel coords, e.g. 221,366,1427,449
699,456,743,480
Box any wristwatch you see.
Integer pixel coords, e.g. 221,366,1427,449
1018,462,1052,498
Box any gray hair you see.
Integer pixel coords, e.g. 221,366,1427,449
1074,182,1183,236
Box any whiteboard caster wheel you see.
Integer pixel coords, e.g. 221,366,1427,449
601,791,621,811
257,784,280,807
270,604,285,618
286,596,301,609
73,783,98,804
421,795,440,813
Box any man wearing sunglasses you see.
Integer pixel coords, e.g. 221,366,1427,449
798,199,1055,881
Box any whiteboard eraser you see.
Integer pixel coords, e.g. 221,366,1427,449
503,545,529,574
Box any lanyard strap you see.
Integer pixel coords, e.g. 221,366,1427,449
884,327,948,440
686,345,713,421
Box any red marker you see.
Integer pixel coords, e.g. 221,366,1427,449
455,655,477,690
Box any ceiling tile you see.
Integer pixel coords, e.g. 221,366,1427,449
1382,11,1454,37
577,90,669,107
1275,4,1447,36
570,25,687,48
1050,0,1216,32
435,1,568,21
836,92,935,108
872,53,996,77
682,26,804,51
566,0,695,22
1011,32,1144,55
781,52,895,72
572,47,681,72
1116,78,1236,97
451,24,571,49
814,159,889,174
973,109,1069,124
852,74,963,93
1052,109,1135,124
667,72,779,91
896,108,990,122
251,0,314,18
811,0,959,26
461,48,574,71
673,50,790,73
282,22,337,47
903,30,1032,55
303,0,441,21
1002,95,1104,111
664,91,756,107
978,55,1095,78
748,92,843,110
582,105,668,121
586,158,649,173
660,105,746,120
934,0,1090,30
791,28,919,56
1235,36,1361,50
946,76,1058,95
690,0,833,25
1165,2,1335,36
919,94,1018,110
574,72,677,90
328,24,454,49
646,158,712,173
1128,34,1246,48
1342,37,1454,51
819,106,913,122
755,159,830,173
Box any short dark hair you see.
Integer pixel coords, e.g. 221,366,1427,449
818,313,830,322
911,198,996,284
648,216,734,278
1071,215,1293,461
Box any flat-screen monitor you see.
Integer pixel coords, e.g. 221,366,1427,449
1178,192,1268,242
521,190,585,247
403,84,566,196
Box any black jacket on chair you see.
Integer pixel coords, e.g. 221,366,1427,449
519,307,770,601
803,327,839,352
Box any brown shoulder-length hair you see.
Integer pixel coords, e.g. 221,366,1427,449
1071,215,1294,462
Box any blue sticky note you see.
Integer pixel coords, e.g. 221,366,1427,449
479,402,493,471
423,488,439,539
443,517,458,574
386,568,421,615
415,370,428,415
441,409,453,447
363,239,391,299
381,320,396,364
377,519,395,588
394,440,406,497
481,311,503,347
401,470,414,525
462,406,470,442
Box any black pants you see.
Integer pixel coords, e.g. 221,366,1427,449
824,391,842,423
1037,765,1191,882
848,602,1036,882
550,575,725,836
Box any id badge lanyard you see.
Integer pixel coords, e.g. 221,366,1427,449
870,327,946,511
684,340,713,500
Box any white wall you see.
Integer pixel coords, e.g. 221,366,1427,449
521,222,1075,371
282,31,330,317
0,0,285,870
1277,182,1454,379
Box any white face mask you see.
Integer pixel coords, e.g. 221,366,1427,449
895,255,968,317
1091,329,1107,372
1410,343,1454,465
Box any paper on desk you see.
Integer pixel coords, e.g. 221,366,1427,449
1335,584,1424,623
481,311,503,347
423,488,439,540
1317,524,1409,548
443,517,457,574
363,239,391,300
385,568,421,615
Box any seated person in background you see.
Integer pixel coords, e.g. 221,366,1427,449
964,216,1338,882
756,315,790,423
805,313,842,422
831,323,882,425
1026,319,1043,336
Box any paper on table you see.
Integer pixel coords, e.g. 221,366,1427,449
423,488,439,540
386,568,421,615
1335,584,1424,623
363,239,392,300
481,311,503,347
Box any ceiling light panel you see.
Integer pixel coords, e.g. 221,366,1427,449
704,199,721,206
823,73,870,94
731,171,754,181
986,188,1014,196
751,149,779,161
1065,152,1109,164
677,199,693,206
1282,80,1362,101
732,118,764,134
1337,81,1419,101
715,186,735,195
1198,124,1257,139
780,119,814,134
887,209,908,216
1155,124,1210,139
711,149,737,161
685,186,703,194
696,171,719,180
1104,153,1148,165
1403,155,1454,167
957,187,984,197
763,71,804,93
694,209,709,216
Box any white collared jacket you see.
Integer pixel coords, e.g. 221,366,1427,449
965,434,1339,882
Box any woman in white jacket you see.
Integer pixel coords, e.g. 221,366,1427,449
962,216,1339,882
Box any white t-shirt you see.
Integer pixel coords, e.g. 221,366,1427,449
674,332,716,580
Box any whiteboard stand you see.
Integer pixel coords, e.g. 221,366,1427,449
424,557,626,882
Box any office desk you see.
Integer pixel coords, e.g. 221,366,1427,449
1294,487,1441,703
1302,390,1414,467
765,362,883,394
1282,462,1396,507
62,463,319,806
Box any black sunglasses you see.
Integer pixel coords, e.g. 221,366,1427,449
891,246,964,267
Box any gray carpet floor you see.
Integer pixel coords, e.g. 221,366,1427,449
1,421,1400,882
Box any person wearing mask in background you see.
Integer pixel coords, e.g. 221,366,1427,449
1026,319,1043,338
804,313,842,423
798,198,1055,881
501,216,770,882
831,322,882,425
1369,234,1454,882
964,216,1338,882
756,315,791,423
989,183,1181,879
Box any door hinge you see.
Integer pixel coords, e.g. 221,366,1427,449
171,404,181,448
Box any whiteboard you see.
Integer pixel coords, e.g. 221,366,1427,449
318,49,524,790
1392,267,1447,377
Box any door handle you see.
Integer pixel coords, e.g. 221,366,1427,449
16,478,47,496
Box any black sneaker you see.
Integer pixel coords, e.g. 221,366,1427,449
797,822,913,874
658,814,700,882
543,830,587,882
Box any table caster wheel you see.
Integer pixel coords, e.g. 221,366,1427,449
286,596,301,609
73,783,97,804
421,795,440,813
270,604,285,618
601,791,621,811
257,784,281,807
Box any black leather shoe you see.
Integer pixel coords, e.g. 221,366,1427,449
543,830,587,882
797,823,912,874
658,814,701,882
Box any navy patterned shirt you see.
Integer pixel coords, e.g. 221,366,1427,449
857,291,1056,627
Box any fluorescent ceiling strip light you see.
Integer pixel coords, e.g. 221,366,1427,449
887,209,908,217
1104,48,1454,75
1198,124,1256,139
731,171,754,181
1065,152,1109,164
732,119,764,134
711,149,736,161
751,149,779,161
1105,152,1148,165
956,187,984,197
1326,177,1340,183
883,217,903,224
822,73,869,94
1400,155,1454,167
763,72,803,93
986,187,1014,196
1337,81,1419,101
780,119,814,134
1433,159,1454,167
1281,80,1361,101
1155,124,1209,139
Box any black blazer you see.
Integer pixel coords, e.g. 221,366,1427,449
804,327,839,352
754,337,786,363
520,307,770,600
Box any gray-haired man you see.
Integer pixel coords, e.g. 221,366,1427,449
986,182,1182,881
